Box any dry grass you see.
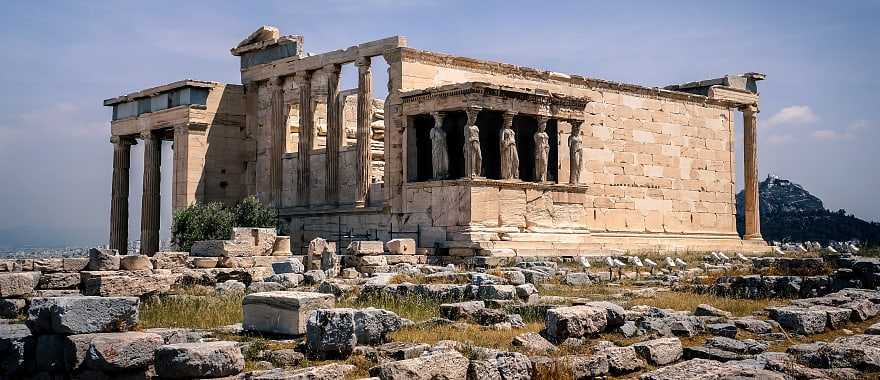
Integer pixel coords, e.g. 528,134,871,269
139,287,244,329
538,282,625,299
389,321,544,351
388,273,469,285
628,291,784,317
337,293,442,322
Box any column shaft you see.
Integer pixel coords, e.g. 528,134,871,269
324,65,342,205
355,56,373,207
110,136,133,253
742,105,762,239
270,77,286,208
140,132,161,255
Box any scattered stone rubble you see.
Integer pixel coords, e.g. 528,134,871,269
4,238,880,379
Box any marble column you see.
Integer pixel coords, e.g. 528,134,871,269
500,112,519,180
741,105,762,240
110,136,135,254
295,71,313,207
464,106,482,178
324,64,342,205
270,76,286,208
355,56,373,207
140,131,161,256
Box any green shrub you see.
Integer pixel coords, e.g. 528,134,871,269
233,195,278,228
171,202,234,252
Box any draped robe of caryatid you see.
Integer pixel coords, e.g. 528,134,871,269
568,125,583,184
430,123,449,179
500,127,519,179
466,124,482,177
534,129,550,182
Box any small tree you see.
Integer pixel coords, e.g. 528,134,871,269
233,196,277,228
171,202,234,252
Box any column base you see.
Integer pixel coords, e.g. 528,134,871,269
743,233,764,241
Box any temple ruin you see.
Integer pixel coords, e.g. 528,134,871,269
105,26,770,259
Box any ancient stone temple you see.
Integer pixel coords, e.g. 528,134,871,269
105,26,770,259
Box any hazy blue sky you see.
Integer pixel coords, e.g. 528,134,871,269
1,1,878,249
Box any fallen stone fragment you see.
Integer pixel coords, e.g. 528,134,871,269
27,296,139,334
734,318,773,334
272,258,305,274
841,299,879,321
704,336,768,354
694,303,732,318
683,345,750,362
865,322,880,335
65,331,163,372
354,307,403,345
561,354,610,378
632,337,682,366
247,281,286,294
37,272,80,290
154,341,244,378
512,332,556,353
251,363,356,379
369,350,469,380
266,273,304,288
639,358,785,380
307,308,356,358
768,306,826,335
242,291,335,335
594,344,646,375
467,349,531,380
582,301,626,328
544,305,607,342
439,300,485,321
386,238,415,254
87,248,120,271
706,322,737,338
119,255,153,271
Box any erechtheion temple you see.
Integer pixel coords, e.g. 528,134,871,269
105,26,769,260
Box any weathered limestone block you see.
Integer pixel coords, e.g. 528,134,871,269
191,257,219,268
232,227,277,256
252,364,356,379
348,241,384,255
247,281,286,294
243,291,335,335
633,337,683,366
593,343,645,375
64,332,163,372
694,304,732,318
385,255,420,265
545,306,608,342
154,341,244,379
266,273,304,288
272,257,305,274
308,238,332,270
191,240,254,257
120,255,153,271
0,271,40,297
62,257,89,272
152,252,189,269
512,332,556,353
27,296,139,334
386,238,415,255
639,358,785,380
768,306,826,335
218,256,256,268
33,258,64,272
440,301,485,321
306,308,357,358
477,284,517,300
354,308,403,345
37,272,80,289
81,272,176,297
88,248,120,271
369,350,469,380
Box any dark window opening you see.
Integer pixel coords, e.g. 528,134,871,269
444,111,466,180
514,115,538,182
548,119,559,183
410,114,434,182
478,111,504,180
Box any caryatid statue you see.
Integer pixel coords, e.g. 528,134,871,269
464,107,482,177
534,116,550,182
568,120,584,184
430,112,449,180
500,112,519,180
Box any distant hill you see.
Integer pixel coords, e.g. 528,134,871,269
736,175,880,245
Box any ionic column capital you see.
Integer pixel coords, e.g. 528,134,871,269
324,63,341,75
739,104,759,114
140,130,157,140
293,71,312,85
270,76,285,87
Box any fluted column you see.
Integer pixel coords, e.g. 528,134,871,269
741,104,762,240
324,64,342,205
295,71,314,207
269,76,286,208
110,136,135,254
140,131,161,256
355,56,373,207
